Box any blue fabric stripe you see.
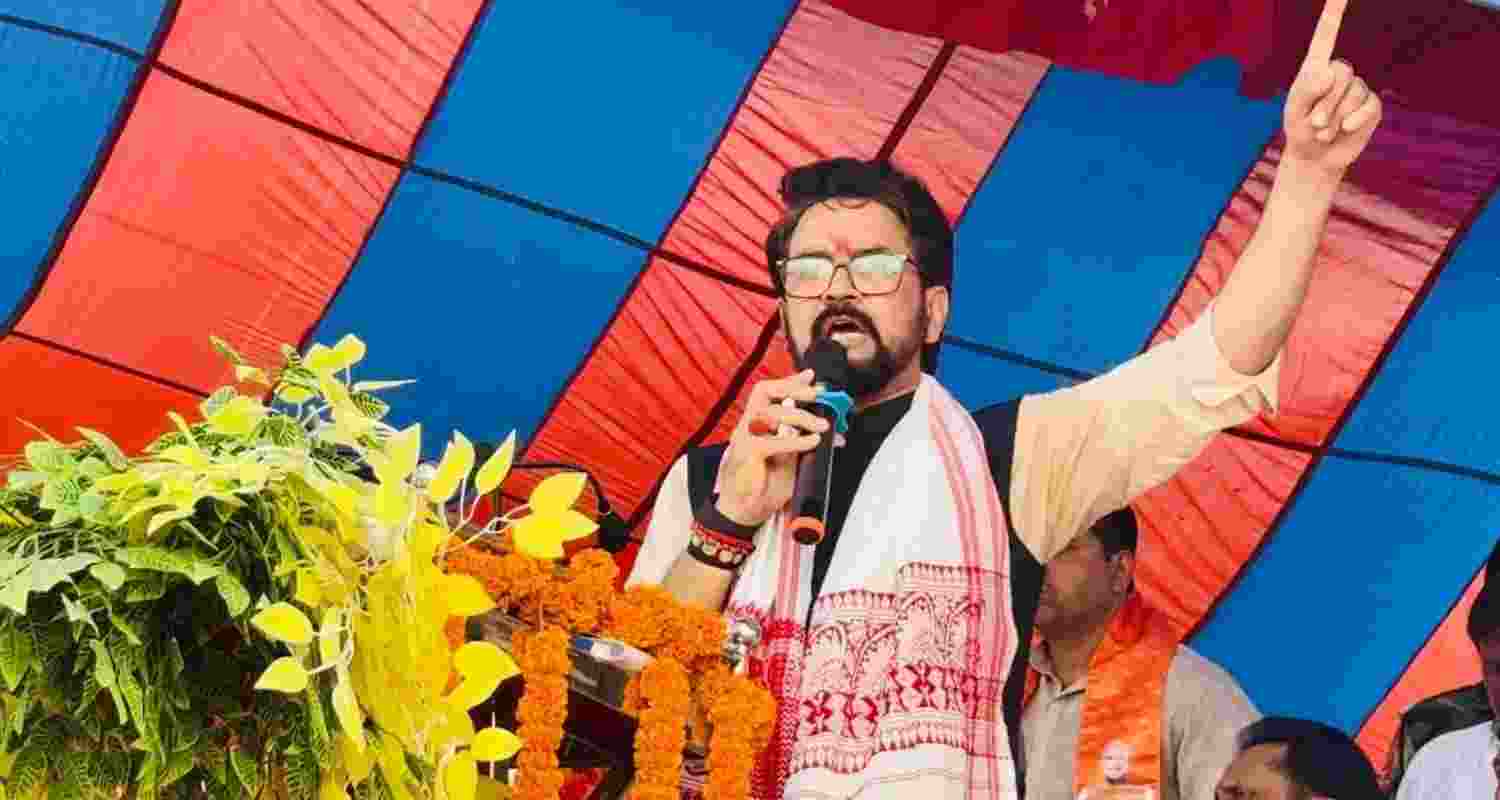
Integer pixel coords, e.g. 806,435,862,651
0,22,137,319
1333,194,1500,471
950,57,1278,376
1190,456,1500,732
0,1,165,52
305,172,645,458
938,340,1075,410
412,0,793,244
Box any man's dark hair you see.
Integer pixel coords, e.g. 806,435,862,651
1092,507,1139,558
764,158,953,372
1236,717,1383,800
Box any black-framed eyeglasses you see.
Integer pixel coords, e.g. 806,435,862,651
777,252,916,299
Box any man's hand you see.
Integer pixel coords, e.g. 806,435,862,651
1282,0,1382,175
715,370,827,528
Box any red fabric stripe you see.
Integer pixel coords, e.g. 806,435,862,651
16,71,397,392
1131,103,1500,638
1355,574,1482,784
158,0,484,159
0,337,202,456
17,2,480,399
828,0,1500,129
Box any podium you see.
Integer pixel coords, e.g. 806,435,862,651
465,610,712,800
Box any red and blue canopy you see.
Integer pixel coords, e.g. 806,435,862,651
2,0,1498,775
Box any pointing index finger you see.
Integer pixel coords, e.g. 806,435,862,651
1303,0,1350,69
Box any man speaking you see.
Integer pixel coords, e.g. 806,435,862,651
628,1,1381,797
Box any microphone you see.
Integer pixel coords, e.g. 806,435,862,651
787,338,854,545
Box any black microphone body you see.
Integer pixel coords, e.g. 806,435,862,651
787,339,853,546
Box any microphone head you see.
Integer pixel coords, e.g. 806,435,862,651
804,337,852,391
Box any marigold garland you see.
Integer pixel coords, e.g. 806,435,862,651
703,667,776,800
513,627,572,800
633,656,692,800
445,538,775,800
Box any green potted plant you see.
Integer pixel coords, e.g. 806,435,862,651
0,336,563,800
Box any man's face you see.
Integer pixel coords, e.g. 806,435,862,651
1035,531,1128,637
780,199,945,399
1215,744,1303,800
1101,741,1131,782
1479,632,1500,716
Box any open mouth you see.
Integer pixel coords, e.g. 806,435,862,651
821,315,866,338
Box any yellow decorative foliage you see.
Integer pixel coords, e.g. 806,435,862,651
529,473,587,514
255,657,309,693
427,432,475,504
443,574,496,617
443,753,478,800
473,432,515,496
251,603,315,645
470,728,523,762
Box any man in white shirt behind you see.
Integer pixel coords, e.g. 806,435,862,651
1395,577,1500,799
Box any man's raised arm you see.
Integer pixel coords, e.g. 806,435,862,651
1009,0,1381,563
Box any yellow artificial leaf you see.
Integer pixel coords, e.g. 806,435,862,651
319,608,342,666
333,334,366,368
378,424,421,486
295,569,324,607
254,657,309,693
476,776,509,800
529,472,588,514
206,395,267,437
251,602,315,645
332,676,365,748
277,383,315,404
412,520,447,566
446,642,516,710
444,753,478,800
304,344,341,375
472,432,515,496
435,700,477,748
510,510,597,560
442,574,496,617
470,727,523,762
427,432,475,504
319,773,348,800
146,508,194,536
157,445,208,469
234,364,271,386
339,734,372,783
232,463,271,486
90,472,141,493
373,482,412,529
320,481,360,522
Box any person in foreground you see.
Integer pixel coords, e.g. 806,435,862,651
627,0,1380,796
1024,509,1259,800
1215,718,1383,800
1392,575,1500,798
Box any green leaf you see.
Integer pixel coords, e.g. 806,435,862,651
115,547,219,585
351,391,391,420
25,440,73,474
91,639,118,689
125,575,168,603
6,470,45,490
8,741,48,794
75,427,129,470
0,574,30,614
215,572,251,617
200,386,238,419
89,561,127,591
109,611,143,646
284,747,319,800
160,748,195,788
40,476,83,512
230,750,260,799
210,336,248,366
0,625,33,690
258,416,307,448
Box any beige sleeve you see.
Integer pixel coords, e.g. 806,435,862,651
1009,302,1280,563
624,455,693,588
1164,647,1261,800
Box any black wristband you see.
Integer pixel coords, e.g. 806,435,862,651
694,496,760,541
